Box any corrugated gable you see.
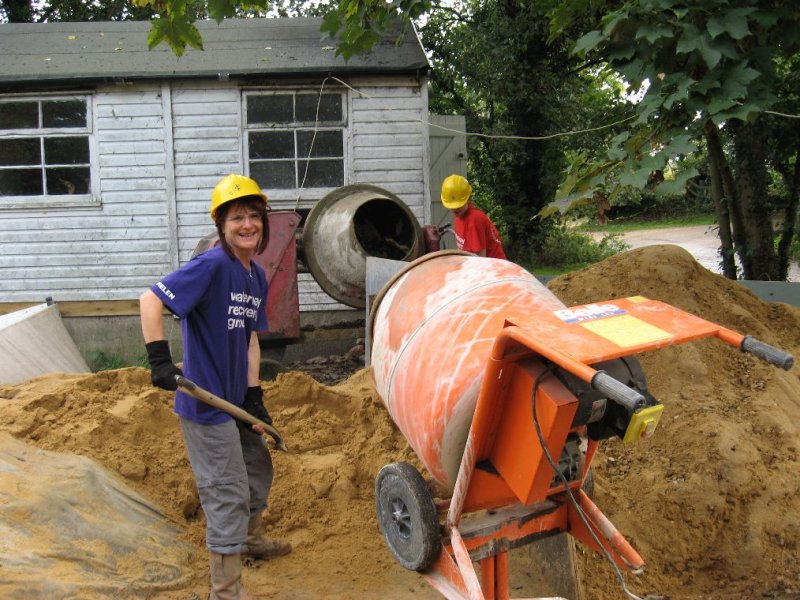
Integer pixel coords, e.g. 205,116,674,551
0,17,430,86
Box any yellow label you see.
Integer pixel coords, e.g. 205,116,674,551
627,295,649,303
580,314,672,348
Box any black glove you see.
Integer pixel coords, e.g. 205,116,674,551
242,385,273,425
145,340,183,391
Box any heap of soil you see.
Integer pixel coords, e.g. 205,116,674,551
548,245,800,599
0,244,798,599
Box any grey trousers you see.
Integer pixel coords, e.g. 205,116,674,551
180,417,274,554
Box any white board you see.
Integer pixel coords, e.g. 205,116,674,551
0,303,90,384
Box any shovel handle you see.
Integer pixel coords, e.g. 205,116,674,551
175,375,288,452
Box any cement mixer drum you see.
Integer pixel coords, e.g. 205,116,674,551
302,184,425,309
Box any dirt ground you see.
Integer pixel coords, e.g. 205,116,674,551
1,244,799,599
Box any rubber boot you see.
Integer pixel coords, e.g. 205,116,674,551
208,552,258,600
242,512,292,559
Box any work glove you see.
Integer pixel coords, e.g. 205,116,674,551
242,385,273,425
145,340,183,391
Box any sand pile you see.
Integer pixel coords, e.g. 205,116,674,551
0,244,798,599
548,245,800,599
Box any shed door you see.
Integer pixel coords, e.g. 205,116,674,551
428,115,467,249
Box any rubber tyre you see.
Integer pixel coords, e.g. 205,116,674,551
375,462,441,571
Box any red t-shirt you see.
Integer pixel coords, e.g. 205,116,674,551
453,205,507,259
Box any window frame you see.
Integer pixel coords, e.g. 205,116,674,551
0,93,99,210
242,88,348,203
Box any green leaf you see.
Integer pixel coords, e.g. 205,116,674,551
601,11,628,38
539,192,594,218
711,102,761,125
676,24,701,54
320,11,343,38
707,17,725,39
556,170,580,199
619,164,651,189
208,0,236,22
663,78,694,109
608,45,637,61
146,15,202,56
723,8,755,40
146,20,169,51
728,61,761,86
721,61,761,99
698,38,722,69
707,94,738,114
665,134,697,156
636,24,673,44
655,167,700,198
572,30,604,56
694,76,722,95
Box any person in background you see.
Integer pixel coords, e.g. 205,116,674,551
139,174,291,600
440,174,507,259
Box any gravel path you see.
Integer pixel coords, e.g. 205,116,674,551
599,224,800,281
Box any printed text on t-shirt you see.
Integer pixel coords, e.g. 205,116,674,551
228,292,263,330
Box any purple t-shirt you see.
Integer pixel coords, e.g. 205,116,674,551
151,245,268,425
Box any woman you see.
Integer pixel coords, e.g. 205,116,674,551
140,174,291,600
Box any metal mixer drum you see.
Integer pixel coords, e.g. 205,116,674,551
302,184,425,309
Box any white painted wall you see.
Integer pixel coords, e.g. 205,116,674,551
0,76,428,314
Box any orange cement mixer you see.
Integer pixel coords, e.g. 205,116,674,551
368,251,794,600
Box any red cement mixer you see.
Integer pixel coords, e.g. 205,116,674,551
368,251,794,600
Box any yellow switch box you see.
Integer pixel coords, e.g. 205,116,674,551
623,404,664,444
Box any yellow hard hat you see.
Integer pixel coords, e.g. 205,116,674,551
210,174,268,221
440,174,472,209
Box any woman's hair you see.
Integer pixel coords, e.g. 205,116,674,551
214,196,270,257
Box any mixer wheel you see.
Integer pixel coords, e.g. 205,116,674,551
375,462,441,571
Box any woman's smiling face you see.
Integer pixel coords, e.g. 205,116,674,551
222,202,264,259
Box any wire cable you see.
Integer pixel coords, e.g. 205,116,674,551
530,365,665,600
294,76,331,210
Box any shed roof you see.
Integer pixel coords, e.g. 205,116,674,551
0,17,430,87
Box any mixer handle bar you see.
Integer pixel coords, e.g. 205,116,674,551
591,371,646,412
740,335,794,370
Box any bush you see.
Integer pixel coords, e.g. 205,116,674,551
532,224,629,270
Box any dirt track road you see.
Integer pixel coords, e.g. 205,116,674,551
605,224,800,281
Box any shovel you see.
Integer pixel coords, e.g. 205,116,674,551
175,375,288,452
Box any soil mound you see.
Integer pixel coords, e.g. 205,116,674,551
0,244,798,599
548,245,800,599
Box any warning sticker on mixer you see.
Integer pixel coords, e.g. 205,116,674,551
579,314,672,348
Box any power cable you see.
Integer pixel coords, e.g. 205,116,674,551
294,75,332,211
530,365,666,600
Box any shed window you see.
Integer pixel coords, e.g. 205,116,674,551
244,91,345,190
0,96,93,203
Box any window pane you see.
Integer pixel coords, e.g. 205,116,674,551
298,130,343,158
45,136,89,165
296,94,342,123
250,160,296,189
42,99,86,128
0,101,38,129
0,168,43,195
249,131,294,159
0,138,41,166
45,167,90,195
298,159,344,188
247,95,293,125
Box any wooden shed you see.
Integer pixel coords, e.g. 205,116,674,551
0,17,434,363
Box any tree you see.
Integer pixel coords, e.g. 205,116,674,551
551,0,800,280
1,0,152,23
420,0,627,259
126,0,431,57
